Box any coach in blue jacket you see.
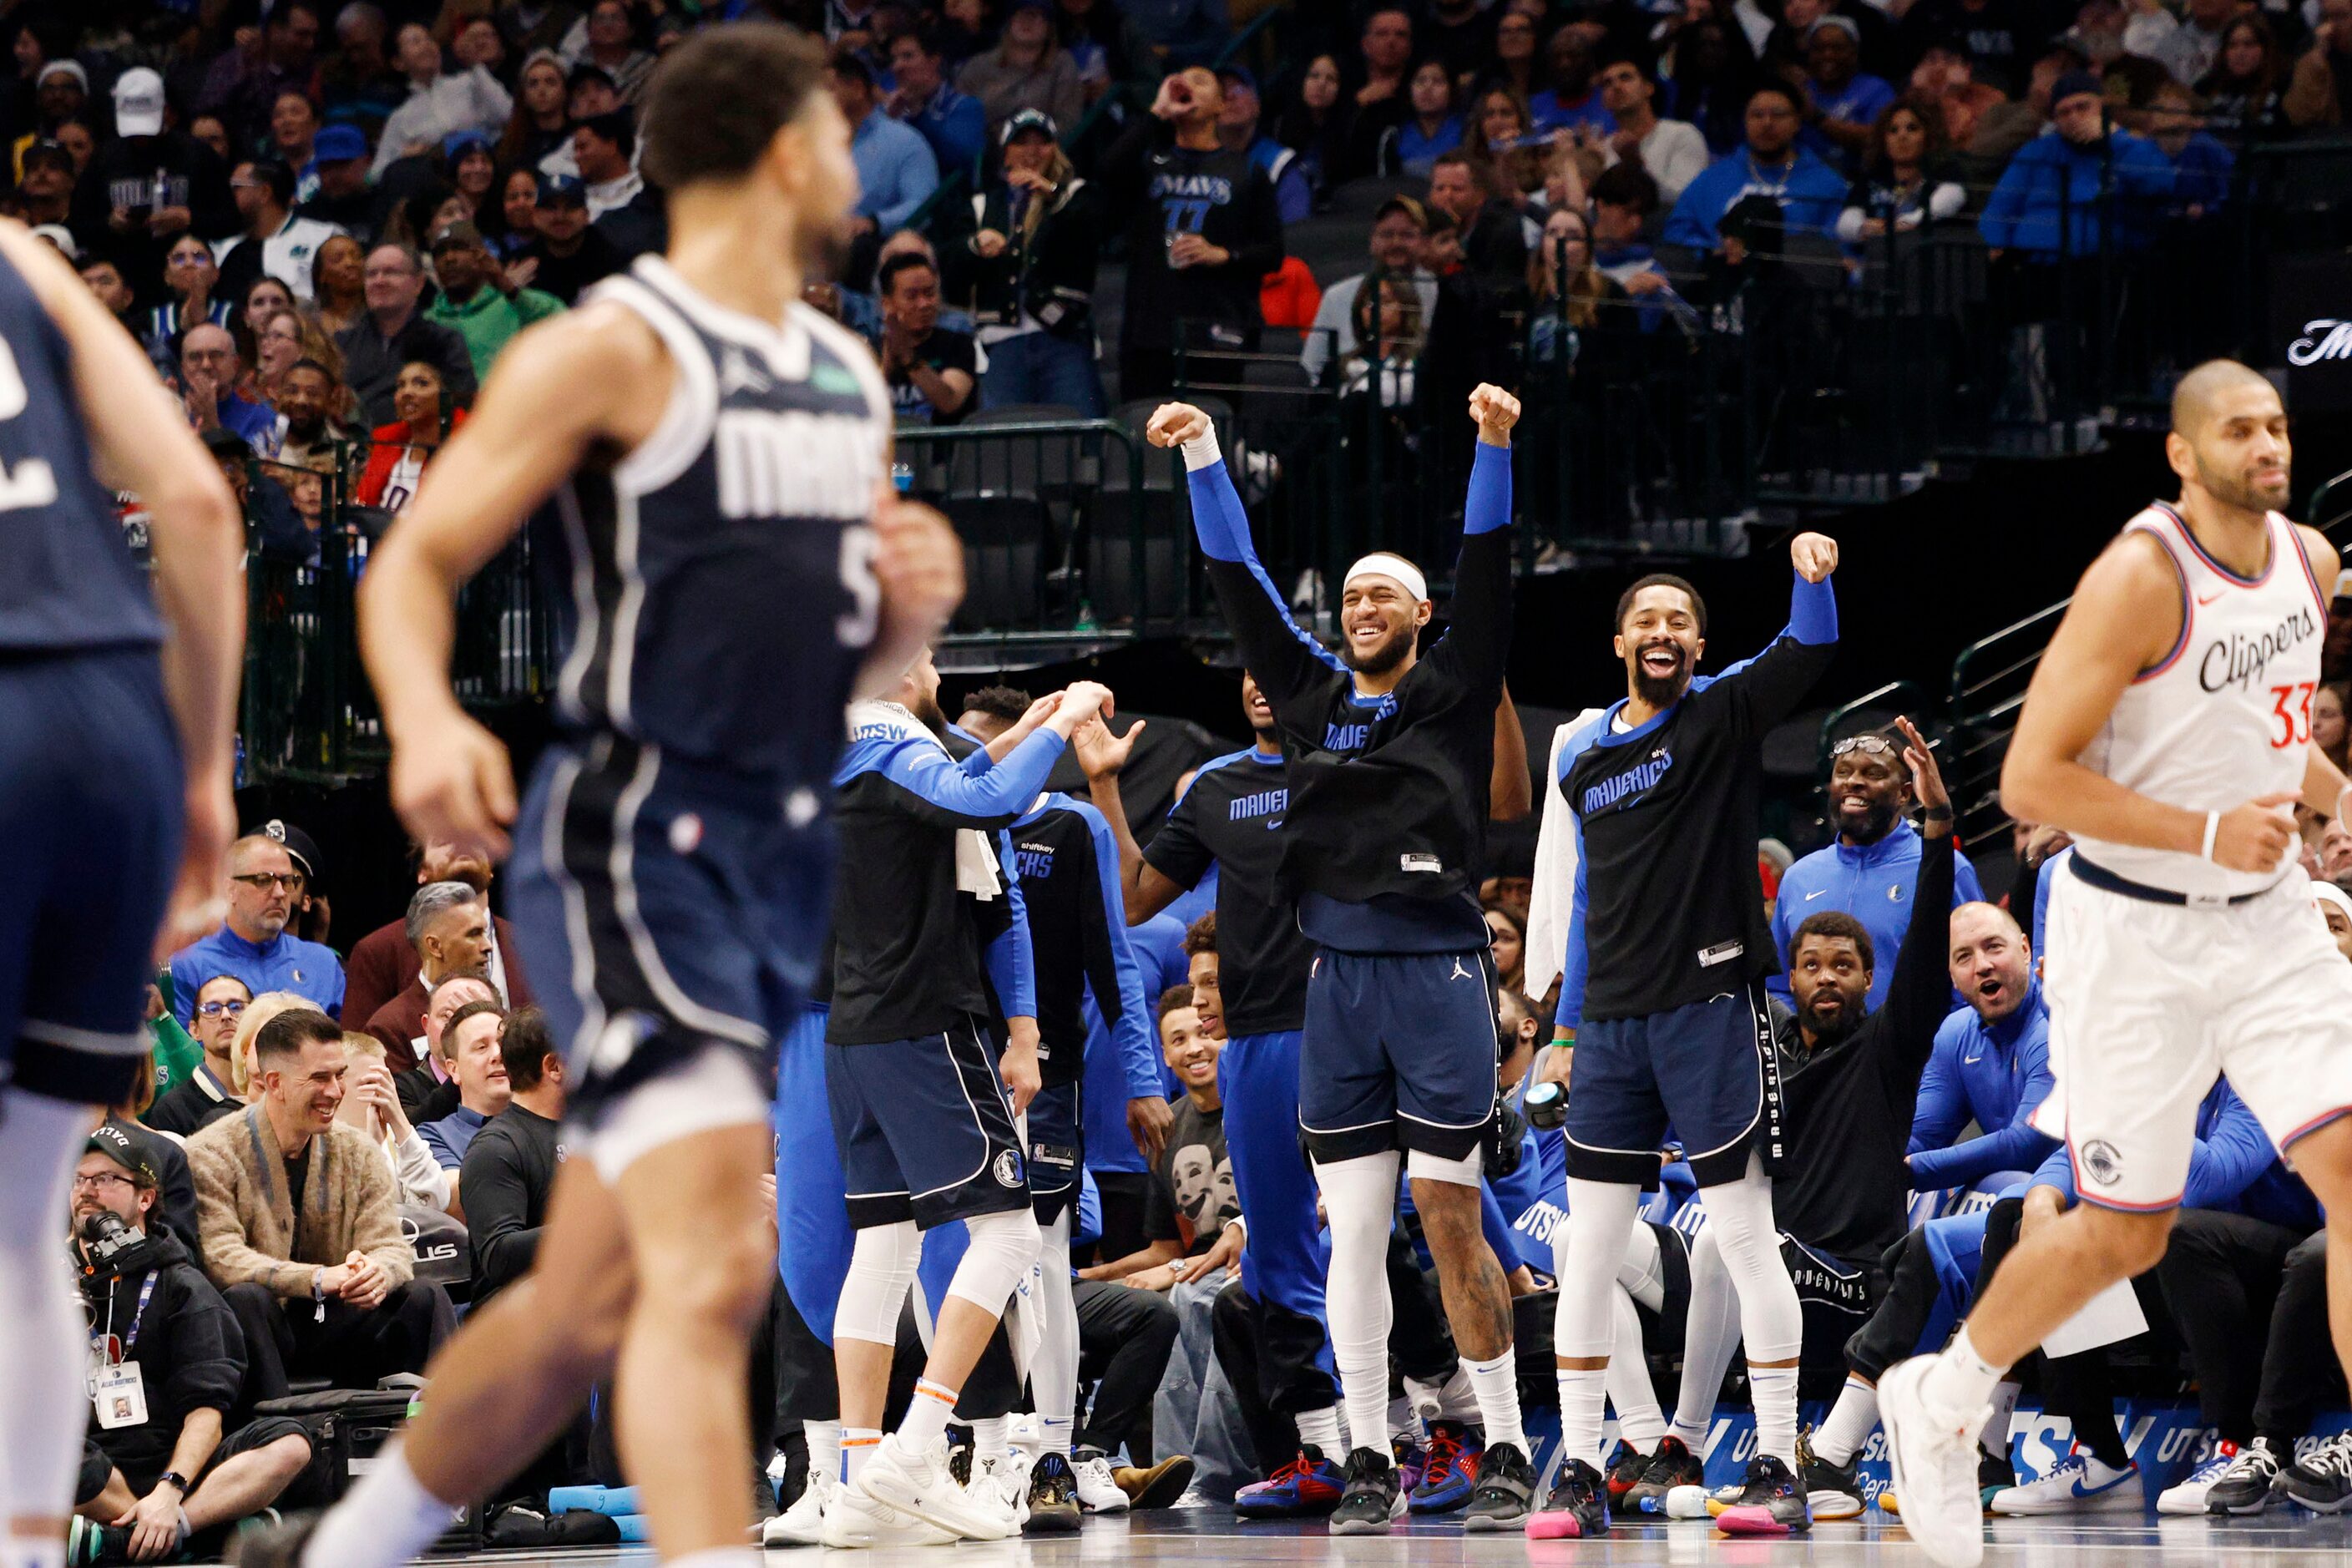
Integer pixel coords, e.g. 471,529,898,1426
1906,901,2056,1192
1660,82,1847,253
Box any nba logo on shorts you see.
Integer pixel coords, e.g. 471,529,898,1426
2079,1140,2124,1186
994,1150,1023,1188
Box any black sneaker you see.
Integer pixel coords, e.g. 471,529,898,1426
1603,1439,1651,1505
2278,1434,2352,1513
1329,1447,1404,1535
1713,1454,1813,1535
1979,1445,2016,1509
1527,1456,1609,1538
227,1511,319,1568
1463,1441,1535,1531
1798,1428,1864,1520
1623,1434,1704,1515
2206,1435,2287,1515
1025,1452,1083,1533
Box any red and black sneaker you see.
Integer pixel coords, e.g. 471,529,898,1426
1233,1446,1345,1520
1605,1439,1652,1504
1624,1435,1705,1515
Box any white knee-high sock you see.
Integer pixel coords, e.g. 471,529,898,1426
1463,1350,1525,1454
1811,1376,1878,1466
299,1439,458,1568
1551,1181,1643,1467
3,1091,103,1568
806,1420,843,1485
1668,1227,1743,1451
1697,1158,1803,1468
1606,1287,1667,1449
1314,1151,1402,1457
1033,1211,1079,1454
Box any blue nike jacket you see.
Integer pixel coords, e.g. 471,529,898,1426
1906,980,2056,1190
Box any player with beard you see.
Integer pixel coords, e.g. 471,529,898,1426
239,26,968,1568
1146,388,1538,1535
1636,719,1960,1522
1530,539,1840,1540
1768,727,1984,1012
1881,363,2352,1568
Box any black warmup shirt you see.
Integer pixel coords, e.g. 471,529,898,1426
1769,829,1957,1261
1141,746,1312,1034
1556,572,1838,1028
460,1103,563,1308
1009,794,1146,1087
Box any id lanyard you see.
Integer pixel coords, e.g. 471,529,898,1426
92,1270,159,1367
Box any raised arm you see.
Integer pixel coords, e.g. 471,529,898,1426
842,683,1110,827
1875,719,1960,1077
2001,532,2296,870
1074,714,1193,924
1078,802,1171,1156
1424,386,1520,694
1721,534,1840,732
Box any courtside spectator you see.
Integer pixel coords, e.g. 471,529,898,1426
872,251,977,425
271,358,349,475
68,1130,314,1564
458,1009,566,1308
834,51,940,240
341,842,525,1029
181,323,280,453
417,1002,512,1213
1104,68,1282,398
363,882,494,1052
395,972,498,1123
334,1033,453,1212
424,220,563,380
355,353,464,511
949,111,1105,415
1664,82,1849,249
190,1011,435,1400
169,833,346,1024
336,243,477,427
1979,70,2176,256
148,977,255,1139
140,235,235,372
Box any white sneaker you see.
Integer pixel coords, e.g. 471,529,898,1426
2159,1446,2241,1516
861,1432,1019,1540
815,1478,955,1548
1072,1452,1130,1513
1989,1448,2139,1515
974,1451,1031,1526
762,1468,832,1546
1879,1356,1989,1568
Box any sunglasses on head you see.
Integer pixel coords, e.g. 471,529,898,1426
1829,734,1899,758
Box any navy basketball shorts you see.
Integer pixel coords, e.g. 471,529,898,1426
1565,979,1774,1187
0,650,180,1105
827,1018,1032,1230
1298,948,1500,1163
505,735,833,1181
1026,1079,1085,1224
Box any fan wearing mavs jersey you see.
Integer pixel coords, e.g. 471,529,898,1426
0,224,241,1568
1881,362,2352,1568
1147,387,1536,1535
1531,533,1840,1541
242,28,967,1568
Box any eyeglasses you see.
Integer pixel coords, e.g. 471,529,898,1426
196,999,249,1018
1829,734,1899,758
230,872,303,891
71,1172,134,1192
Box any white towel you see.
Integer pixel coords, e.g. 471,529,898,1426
1524,708,1607,1000
846,699,1005,899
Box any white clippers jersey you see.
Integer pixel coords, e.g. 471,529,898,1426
2073,502,2326,900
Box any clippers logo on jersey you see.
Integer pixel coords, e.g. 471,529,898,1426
712,409,878,520
1227,787,1287,823
1581,748,1676,817
2198,607,2319,694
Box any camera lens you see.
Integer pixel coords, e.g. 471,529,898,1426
1523,1080,1565,1131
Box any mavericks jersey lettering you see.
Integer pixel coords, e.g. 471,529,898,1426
0,252,164,652
1142,748,1313,1034
2075,503,2324,899
534,255,890,789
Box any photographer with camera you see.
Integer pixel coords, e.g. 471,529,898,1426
70,1124,313,1565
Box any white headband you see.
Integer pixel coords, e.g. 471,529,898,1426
2315,880,2352,926
1345,552,1428,604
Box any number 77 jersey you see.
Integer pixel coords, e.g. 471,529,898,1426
2072,500,2326,902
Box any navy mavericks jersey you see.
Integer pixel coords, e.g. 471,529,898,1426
534,255,891,787
1142,747,1312,1035
1009,792,1154,1088
0,251,163,652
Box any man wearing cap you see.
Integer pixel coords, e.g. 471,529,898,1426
947,109,1105,413
1302,195,1438,386
292,122,381,235
336,242,478,427
16,60,87,175
218,158,346,307
889,31,987,176
515,172,624,304
1214,65,1310,224
68,1125,315,1565
832,49,942,235
1979,69,2174,258
375,19,512,176
84,67,239,308
168,832,346,1026
1799,17,1896,163
1146,387,1542,1532
423,220,563,380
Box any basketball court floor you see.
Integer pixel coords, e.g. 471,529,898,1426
440,1506,2352,1565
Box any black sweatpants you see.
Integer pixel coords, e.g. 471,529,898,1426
1075,1277,1180,1461
221,1280,441,1404
2157,1208,2316,1445
2255,1231,2343,1442
1844,1222,1948,1383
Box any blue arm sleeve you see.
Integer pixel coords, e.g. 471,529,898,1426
2028,1139,2076,1206
985,837,1038,1019
2183,1091,2279,1210
1555,807,1592,1031
1464,440,1511,534
1186,453,1256,564
1479,1180,1531,1272
1088,811,1163,1099
1788,570,1837,645
845,726,1067,823
1191,450,1343,708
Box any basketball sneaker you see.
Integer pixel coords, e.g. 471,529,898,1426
1714,1454,1813,1535
1071,1449,1130,1513
974,1450,1030,1527
1798,1428,1865,1520
761,1468,832,1545
1233,1447,1344,1519
1329,1447,1407,1535
1604,1439,1652,1504
1988,1445,2138,1515
1462,1442,1535,1530
857,1431,1017,1540
1525,1456,1609,1539
2276,1433,2352,1513
1024,1453,1082,1533
1623,1434,1705,1515
817,1479,959,1548
1877,1356,1989,1568
2196,1437,2285,1515
1409,1419,1482,1512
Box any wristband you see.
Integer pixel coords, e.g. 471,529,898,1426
1922,806,1953,822
1179,426,1221,472
2201,809,2221,862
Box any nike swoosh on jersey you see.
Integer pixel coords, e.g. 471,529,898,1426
1804,888,1828,900
2195,589,2224,606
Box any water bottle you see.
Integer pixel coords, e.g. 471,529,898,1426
892,460,913,495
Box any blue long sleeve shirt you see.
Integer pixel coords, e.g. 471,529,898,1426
851,106,941,230
1905,982,2056,1189
1769,821,1985,1011
1662,146,1849,251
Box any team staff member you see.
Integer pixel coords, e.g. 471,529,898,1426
1148,387,1535,1535
1079,675,1350,1514
1632,721,1958,1519
1536,534,1842,1540
1904,907,2057,1193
